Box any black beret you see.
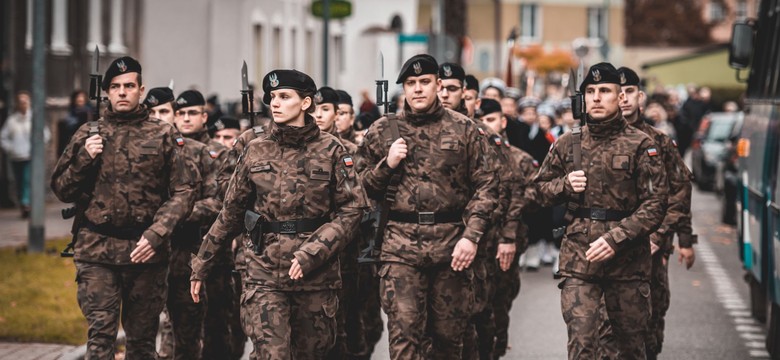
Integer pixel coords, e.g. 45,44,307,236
212,116,241,131
438,62,466,83
580,62,621,93
175,90,205,109
261,69,317,105
314,86,340,106
207,95,218,105
617,66,641,87
479,98,502,116
396,54,438,84
144,87,174,108
465,75,480,92
336,90,353,106
102,56,142,91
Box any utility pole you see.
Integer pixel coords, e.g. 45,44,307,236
493,0,501,77
29,0,46,252
322,0,330,86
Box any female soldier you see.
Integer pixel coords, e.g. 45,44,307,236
190,69,367,359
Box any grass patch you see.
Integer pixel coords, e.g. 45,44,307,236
0,237,87,345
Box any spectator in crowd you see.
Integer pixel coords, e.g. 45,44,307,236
723,101,739,112
1,91,49,218
646,101,677,139
58,90,91,156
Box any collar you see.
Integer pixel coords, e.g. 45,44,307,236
402,98,446,126
271,114,320,148
585,111,626,138
105,105,148,124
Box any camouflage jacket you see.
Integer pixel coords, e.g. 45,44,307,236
216,120,272,198
192,116,367,291
629,118,696,250
533,113,668,281
357,100,499,267
506,140,538,253
338,127,358,145
186,130,228,177
51,106,197,265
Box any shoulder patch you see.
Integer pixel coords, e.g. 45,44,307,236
209,150,218,159
672,140,678,148
176,137,185,146
493,136,503,146
549,143,554,153
343,156,354,167
504,140,510,147
647,148,658,157
532,159,540,167
478,128,486,136
233,138,238,147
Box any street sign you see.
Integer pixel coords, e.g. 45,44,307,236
311,0,352,19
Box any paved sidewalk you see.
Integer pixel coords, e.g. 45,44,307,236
0,342,82,360
0,202,73,249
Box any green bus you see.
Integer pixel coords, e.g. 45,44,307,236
728,1,780,357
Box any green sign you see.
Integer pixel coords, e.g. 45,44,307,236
311,0,352,19
399,33,429,44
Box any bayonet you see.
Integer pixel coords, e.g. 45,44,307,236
168,79,175,91
242,61,250,92
375,52,389,115
240,60,256,124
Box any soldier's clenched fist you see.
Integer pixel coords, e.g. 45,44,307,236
387,138,407,169
84,134,104,159
567,170,587,193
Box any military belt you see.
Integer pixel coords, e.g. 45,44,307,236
573,208,632,222
84,220,151,240
264,217,329,234
388,211,463,225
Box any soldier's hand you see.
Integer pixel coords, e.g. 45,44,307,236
678,247,695,269
289,258,304,280
496,243,516,271
451,238,477,271
190,280,202,303
387,138,408,169
130,236,156,263
567,170,587,193
585,237,615,262
84,134,104,159
650,240,660,255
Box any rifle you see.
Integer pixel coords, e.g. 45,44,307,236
61,46,103,257
358,52,401,265
551,65,586,241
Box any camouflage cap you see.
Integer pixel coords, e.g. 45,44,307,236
261,69,317,105
396,54,438,84
101,56,142,91
580,62,620,93
144,87,174,108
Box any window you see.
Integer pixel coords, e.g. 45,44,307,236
273,27,282,68
479,50,490,73
520,4,539,41
587,7,608,40
736,0,748,20
254,25,264,85
709,2,725,22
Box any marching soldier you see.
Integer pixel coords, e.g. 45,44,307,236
437,62,469,116
357,54,499,359
616,66,696,359
173,89,234,358
146,86,221,360
534,62,668,359
212,116,242,149
463,75,481,119
190,69,367,359
51,56,196,359
335,90,359,144
314,86,359,154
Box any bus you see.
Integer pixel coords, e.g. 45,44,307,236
728,1,780,357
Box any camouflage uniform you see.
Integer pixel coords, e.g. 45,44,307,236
493,141,539,359
533,113,668,360
357,100,499,359
215,120,271,360
191,116,367,360
185,130,237,359
630,117,695,357
51,106,196,359
164,136,221,360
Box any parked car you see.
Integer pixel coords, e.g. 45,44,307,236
691,112,744,192
715,116,744,225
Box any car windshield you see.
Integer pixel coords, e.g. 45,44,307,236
706,118,736,141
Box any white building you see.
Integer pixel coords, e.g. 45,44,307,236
140,0,420,106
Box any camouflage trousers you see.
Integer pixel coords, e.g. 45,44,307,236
328,270,366,359
241,286,338,360
157,307,174,359
203,264,235,359
646,252,670,357
493,259,521,358
358,264,384,358
379,262,475,360
560,277,651,360
75,261,167,360
167,248,206,360
230,271,248,360
462,259,497,360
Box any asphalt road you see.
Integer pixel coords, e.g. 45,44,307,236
370,187,771,359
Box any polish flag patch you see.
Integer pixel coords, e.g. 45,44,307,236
209,150,218,159
176,137,185,146
493,137,502,146
532,159,540,167
647,148,658,157
343,157,354,167
672,140,678,148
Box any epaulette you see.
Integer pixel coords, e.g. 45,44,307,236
253,125,265,136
